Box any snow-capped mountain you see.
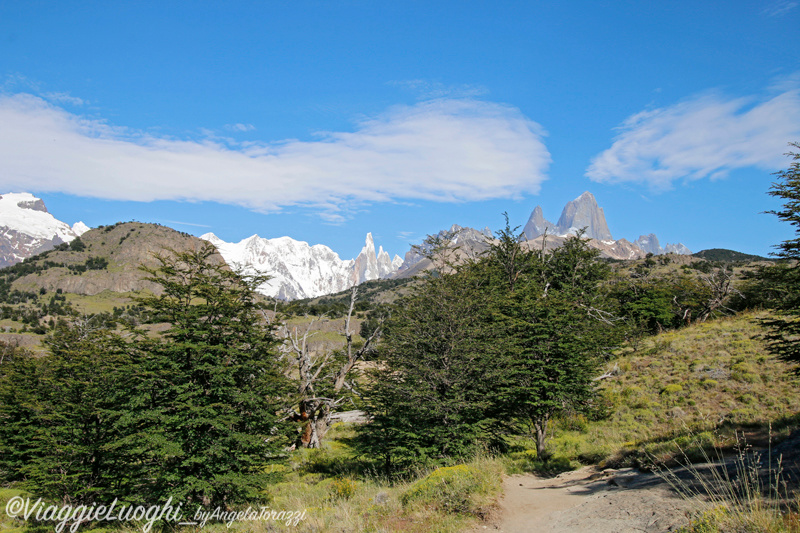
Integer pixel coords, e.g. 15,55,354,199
201,232,402,300
0,192,89,267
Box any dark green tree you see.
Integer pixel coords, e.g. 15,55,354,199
131,244,293,506
359,225,622,469
0,344,47,486
499,230,621,457
358,239,507,475
0,318,137,504
0,244,293,508
759,144,800,369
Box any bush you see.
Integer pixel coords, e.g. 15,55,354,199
400,463,500,515
330,478,358,500
662,384,684,395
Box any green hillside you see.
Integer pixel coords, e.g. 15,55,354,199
540,311,800,468
693,248,771,263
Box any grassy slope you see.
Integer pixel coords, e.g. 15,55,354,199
543,311,800,468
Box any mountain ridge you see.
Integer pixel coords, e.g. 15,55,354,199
522,191,691,256
201,231,403,300
0,191,697,301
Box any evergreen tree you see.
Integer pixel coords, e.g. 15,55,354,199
358,226,622,469
359,241,507,475
131,244,293,505
0,243,292,507
500,231,620,457
759,144,800,369
0,344,46,485
0,319,137,504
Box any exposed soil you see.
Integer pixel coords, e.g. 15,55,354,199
469,430,800,532
468,466,695,533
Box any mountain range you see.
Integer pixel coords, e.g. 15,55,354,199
0,191,691,300
523,191,691,257
201,232,403,300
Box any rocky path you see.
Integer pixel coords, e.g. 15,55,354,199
470,467,695,533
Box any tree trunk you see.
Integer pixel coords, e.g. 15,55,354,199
298,401,331,449
534,418,549,459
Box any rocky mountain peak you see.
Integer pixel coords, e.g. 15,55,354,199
16,197,48,213
634,233,692,256
520,192,691,258
523,205,558,240
522,192,612,241
352,232,380,285
634,234,662,255
556,191,613,241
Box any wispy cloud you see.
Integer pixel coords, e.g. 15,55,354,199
0,95,550,219
224,123,256,132
397,231,421,241
762,0,798,17
586,86,800,190
42,92,85,106
161,220,212,228
390,80,490,100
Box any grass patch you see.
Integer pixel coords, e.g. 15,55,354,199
651,431,800,533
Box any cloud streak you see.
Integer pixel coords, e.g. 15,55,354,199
225,123,256,132
586,87,800,190
0,94,550,217
762,0,798,17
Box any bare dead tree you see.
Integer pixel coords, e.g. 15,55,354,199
696,266,743,322
280,285,385,448
592,362,620,381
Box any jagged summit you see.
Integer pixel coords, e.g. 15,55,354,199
521,192,690,257
395,223,493,277
634,234,692,256
556,191,613,241
522,205,557,241
523,191,612,241
352,232,379,285
201,231,400,300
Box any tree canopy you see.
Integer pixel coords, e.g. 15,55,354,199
359,225,623,473
0,244,292,507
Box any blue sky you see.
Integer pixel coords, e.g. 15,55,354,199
0,1,798,260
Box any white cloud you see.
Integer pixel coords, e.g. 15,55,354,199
586,87,800,190
161,219,212,228
0,94,550,217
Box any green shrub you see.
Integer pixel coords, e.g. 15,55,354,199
400,463,499,515
330,477,358,500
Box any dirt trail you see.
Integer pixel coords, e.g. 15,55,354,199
470,466,695,533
